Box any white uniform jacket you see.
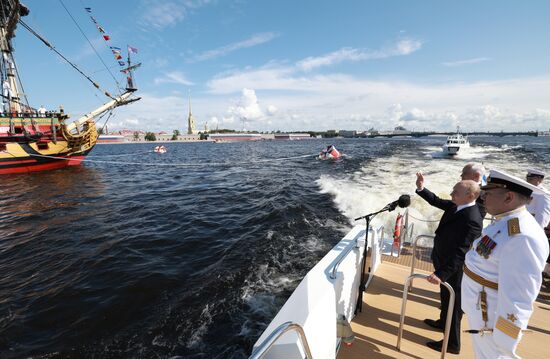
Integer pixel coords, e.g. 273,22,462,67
526,185,550,228
462,207,549,356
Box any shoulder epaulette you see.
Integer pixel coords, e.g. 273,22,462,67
507,218,521,236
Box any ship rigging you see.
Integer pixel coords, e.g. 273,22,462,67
0,0,140,174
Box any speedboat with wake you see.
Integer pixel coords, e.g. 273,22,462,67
319,145,341,160
154,145,167,154
442,127,470,156
249,194,550,359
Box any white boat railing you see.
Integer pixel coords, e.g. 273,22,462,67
249,322,313,359
397,273,455,359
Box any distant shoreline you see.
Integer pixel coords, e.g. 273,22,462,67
97,140,212,144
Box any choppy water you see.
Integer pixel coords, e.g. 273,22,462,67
1,136,548,358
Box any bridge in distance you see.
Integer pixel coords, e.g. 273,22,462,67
367,131,539,138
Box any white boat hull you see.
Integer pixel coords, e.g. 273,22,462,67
442,142,470,155
251,225,385,358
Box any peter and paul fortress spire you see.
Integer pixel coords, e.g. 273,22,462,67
187,90,197,135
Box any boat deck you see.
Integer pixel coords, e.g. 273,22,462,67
338,250,550,359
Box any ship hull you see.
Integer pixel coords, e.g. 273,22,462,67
0,153,88,174
0,116,98,174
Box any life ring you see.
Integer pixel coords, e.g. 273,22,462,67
393,213,403,244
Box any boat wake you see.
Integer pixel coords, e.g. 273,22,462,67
424,143,524,160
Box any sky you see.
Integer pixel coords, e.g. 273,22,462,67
12,0,550,132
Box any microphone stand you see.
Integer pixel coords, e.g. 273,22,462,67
354,204,395,314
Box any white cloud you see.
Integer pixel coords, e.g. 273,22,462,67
106,92,197,132
154,71,194,85
191,32,279,62
267,105,278,115
222,115,236,124
394,39,422,55
110,57,550,133
387,103,404,122
297,48,363,72
205,66,550,131
400,108,426,122
227,88,264,121
443,57,492,67
208,38,424,93
139,0,212,30
208,66,298,94
124,118,140,125
296,38,423,71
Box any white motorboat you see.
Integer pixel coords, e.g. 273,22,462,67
442,127,470,155
249,209,550,359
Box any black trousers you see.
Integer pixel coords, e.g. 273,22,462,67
438,270,463,350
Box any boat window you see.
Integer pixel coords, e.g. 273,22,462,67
37,142,49,150
0,143,6,151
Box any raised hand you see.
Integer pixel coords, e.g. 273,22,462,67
416,172,425,191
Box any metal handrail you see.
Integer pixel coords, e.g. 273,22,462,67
377,225,385,246
410,234,435,278
330,225,385,279
401,209,415,243
365,225,384,285
401,208,409,244
376,225,385,262
330,236,360,279
249,321,313,359
407,223,415,242
396,274,455,359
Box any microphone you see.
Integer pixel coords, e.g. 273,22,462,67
354,194,411,221
386,194,411,212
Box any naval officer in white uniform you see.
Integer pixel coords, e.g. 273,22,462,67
525,168,550,229
461,169,549,359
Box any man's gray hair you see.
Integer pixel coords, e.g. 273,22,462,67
466,163,486,176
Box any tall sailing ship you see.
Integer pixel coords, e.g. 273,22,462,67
0,1,139,174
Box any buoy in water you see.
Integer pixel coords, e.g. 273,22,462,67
318,145,341,160
154,145,167,154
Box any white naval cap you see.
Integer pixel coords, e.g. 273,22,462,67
526,168,545,178
481,169,544,196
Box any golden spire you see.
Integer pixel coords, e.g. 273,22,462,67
187,90,196,135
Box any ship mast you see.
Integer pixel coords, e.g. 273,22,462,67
0,0,29,114
126,45,135,91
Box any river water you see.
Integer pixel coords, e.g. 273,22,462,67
0,136,548,358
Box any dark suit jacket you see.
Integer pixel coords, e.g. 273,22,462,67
416,188,483,282
476,195,486,219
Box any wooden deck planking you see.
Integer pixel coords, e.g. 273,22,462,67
338,260,550,359
382,244,434,272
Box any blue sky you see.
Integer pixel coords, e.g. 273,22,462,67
13,0,550,132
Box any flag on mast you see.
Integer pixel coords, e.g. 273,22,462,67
128,46,139,54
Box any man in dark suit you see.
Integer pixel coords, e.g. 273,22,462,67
415,172,483,354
